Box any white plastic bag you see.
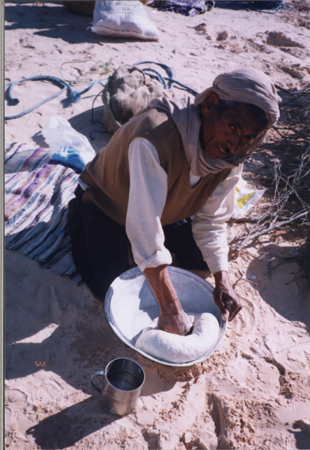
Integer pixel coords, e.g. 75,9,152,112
42,117,96,171
232,178,266,219
92,1,159,41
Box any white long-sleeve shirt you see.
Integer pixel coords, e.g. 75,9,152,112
126,138,242,274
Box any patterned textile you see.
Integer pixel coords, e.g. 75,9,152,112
5,141,83,285
148,1,206,16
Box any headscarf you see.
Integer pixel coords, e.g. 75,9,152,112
146,67,281,176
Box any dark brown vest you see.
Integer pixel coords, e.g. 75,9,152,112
80,107,231,226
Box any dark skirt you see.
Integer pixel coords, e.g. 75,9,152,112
68,185,208,299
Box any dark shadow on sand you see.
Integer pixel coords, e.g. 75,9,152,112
288,420,310,450
26,395,119,449
5,2,153,45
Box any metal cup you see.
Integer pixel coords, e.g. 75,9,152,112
91,357,145,416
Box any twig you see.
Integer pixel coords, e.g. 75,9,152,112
235,209,310,252
230,86,310,254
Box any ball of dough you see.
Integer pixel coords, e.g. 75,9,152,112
135,313,219,363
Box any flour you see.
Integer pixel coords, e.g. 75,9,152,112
135,313,220,363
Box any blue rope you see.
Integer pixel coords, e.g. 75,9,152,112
141,69,168,90
164,78,199,97
5,62,198,121
89,87,108,141
134,61,198,95
134,61,175,88
90,87,105,128
5,75,105,120
89,129,109,140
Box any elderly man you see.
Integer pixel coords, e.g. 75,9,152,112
68,67,280,336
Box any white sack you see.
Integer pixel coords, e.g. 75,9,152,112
92,1,159,41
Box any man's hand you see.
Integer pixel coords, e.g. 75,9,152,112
158,309,192,336
213,271,242,322
144,265,192,336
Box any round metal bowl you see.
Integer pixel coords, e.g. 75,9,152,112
104,266,227,367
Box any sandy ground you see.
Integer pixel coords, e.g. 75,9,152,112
4,1,310,449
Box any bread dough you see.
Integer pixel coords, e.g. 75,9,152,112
135,313,220,363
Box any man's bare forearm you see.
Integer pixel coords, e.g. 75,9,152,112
144,265,182,314
143,265,191,335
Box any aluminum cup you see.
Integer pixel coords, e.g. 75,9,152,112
91,357,145,416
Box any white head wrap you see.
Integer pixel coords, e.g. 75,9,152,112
194,67,281,127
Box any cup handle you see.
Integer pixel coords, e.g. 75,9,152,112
91,370,105,392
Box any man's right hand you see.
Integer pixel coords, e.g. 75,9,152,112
158,309,192,336
144,265,192,336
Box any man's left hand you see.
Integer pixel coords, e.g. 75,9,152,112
213,271,242,322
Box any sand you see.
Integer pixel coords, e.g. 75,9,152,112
4,1,310,449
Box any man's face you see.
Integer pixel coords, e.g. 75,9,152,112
201,93,265,160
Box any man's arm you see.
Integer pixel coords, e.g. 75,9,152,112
126,138,191,335
192,165,243,321
144,265,192,335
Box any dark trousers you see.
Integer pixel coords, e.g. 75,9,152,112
68,186,208,299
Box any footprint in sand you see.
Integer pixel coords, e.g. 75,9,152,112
217,30,228,41
280,64,307,80
266,31,304,48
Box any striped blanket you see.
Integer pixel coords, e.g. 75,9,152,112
5,141,83,285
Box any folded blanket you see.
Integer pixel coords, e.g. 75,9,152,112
5,141,83,285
